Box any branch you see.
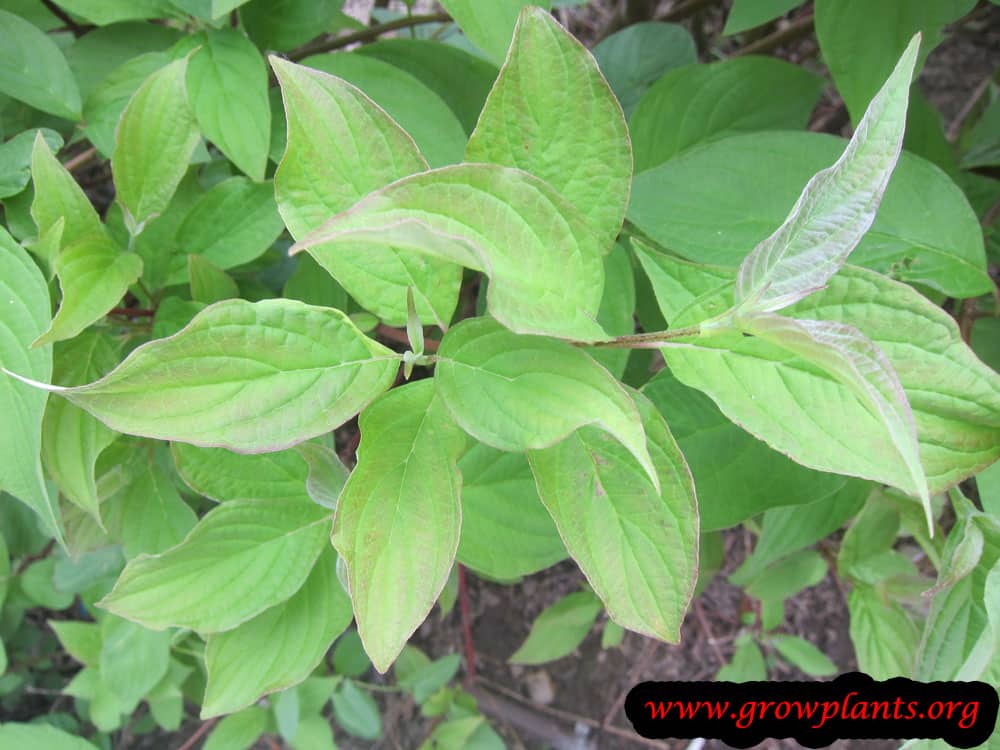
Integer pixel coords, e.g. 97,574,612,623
659,0,720,23
15,539,56,575
40,0,91,36
573,326,702,349
734,12,815,57
458,564,476,687
287,12,450,61
174,718,218,750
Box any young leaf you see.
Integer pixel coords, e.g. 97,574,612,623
741,313,929,518
509,591,602,664
733,35,920,315
332,380,465,673
0,723,99,750
717,634,767,682
332,681,382,741
40,332,120,523
271,57,461,329
112,58,201,232
457,444,566,580
437,0,552,64
0,229,60,542
30,133,103,246
187,29,270,181
292,164,606,340
99,615,172,710
0,128,63,199
240,0,342,51
188,255,238,304
723,0,804,35
106,458,196,558
529,390,698,642
202,546,352,717
466,6,631,249
202,706,269,750
435,317,657,488
0,9,82,119
294,442,350,510
24,300,399,453
99,495,331,632
848,583,920,679
172,442,311,503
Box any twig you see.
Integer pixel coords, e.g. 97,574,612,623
734,13,815,57
458,564,476,686
947,72,993,143
109,307,156,318
958,298,977,344
601,637,658,730
175,718,217,750
981,192,1000,229
375,324,440,352
15,539,56,575
287,12,450,61
40,0,90,36
62,147,98,174
660,0,719,23
692,597,727,667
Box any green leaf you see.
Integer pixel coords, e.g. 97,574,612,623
240,0,343,52
815,0,976,125
848,583,920,679
0,229,59,541
271,56,460,329
592,22,696,117
356,39,498,134
289,716,337,750
187,29,270,181
188,255,238,304
203,545,352,717
294,442,349,511
734,36,920,315
166,176,283,284
642,368,853,529
744,549,828,602
0,723,98,750
332,630,370,678
112,58,201,232
332,681,382,741
740,313,929,514
627,132,991,298
0,9,81,119
436,318,656,488
0,127,61,198
457,444,566,580
301,52,466,169
629,57,822,172
509,590,601,664
20,557,74,609
466,6,631,249
99,615,172,709
291,164,607,339
99,495,331,632
41,332,120,522
717,634,767,682
397,651,461,704
50,620,102,667
723,0,804,35
29,132,102,246
437,0,552,64
282,254,348,311
82,52,170,158
48,0,176,25
203,706,269,750
172,442,311,503
332,380,465,672
529,390,697,642
106,457,196,558
35,300,399,452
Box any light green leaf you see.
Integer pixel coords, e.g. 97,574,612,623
734,36,920,315
50,620,102,667
271,56,460,329
172,442,311,503
848,583,920,679
41,332,120,522
99,615,172,709
592,22,696,116
437,0,551,64
49,0,176,25
332,630,370,678
240,0,343,51
187,29,270,180
166,176,283,284
0,723,98,750
717,634,767,682
0,9,81,119
30,132,102,245
332,681,382,740
203,706,269,750
601,620,625,649
188,255,238,304
457,444,566,580
106,458,196,558
294,442,349,510
740,313,929,514
99,495,331,632
629,57,823,172
20,557,73,609
628,131,990,299
356,38,499,134
282,254,348,312
0,229,59,542
332,380,465,672
112,58,201,232
744,549,828,602
529,389,698,642
203,545,352,717
466,6,631,249
723,0,804,34
0,127,62,198
33,300,399,453
301,52,466,168
289,716,337,750
436,318,656,487
293,164,606,339
815,0,976,125
509,590,601,664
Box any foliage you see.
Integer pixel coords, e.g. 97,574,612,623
0,1,998,747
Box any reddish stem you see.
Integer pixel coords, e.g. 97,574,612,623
109,307,156,317
458,564,476,686
175,718,217,750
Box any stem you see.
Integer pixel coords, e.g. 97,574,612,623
458,564,476,687
62,147,98,173
575,326,702,349
287,12,450,61
40,0,91,36
15,539,56,575
109,307,156,318
660,0,719,23
175,718,217,750
734,12,815,56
